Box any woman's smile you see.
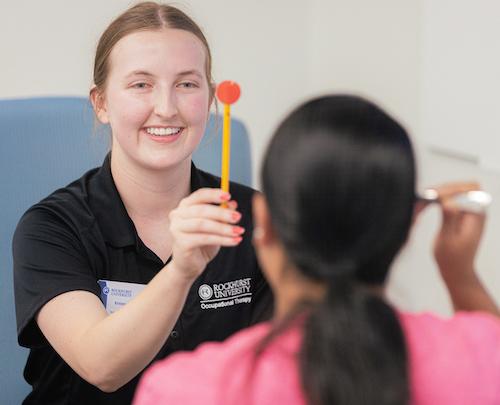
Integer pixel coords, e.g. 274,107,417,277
143,126,185,143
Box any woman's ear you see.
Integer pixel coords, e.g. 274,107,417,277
90,86,109,124
252,193,276,246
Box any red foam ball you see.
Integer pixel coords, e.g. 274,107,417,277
216,81,241,105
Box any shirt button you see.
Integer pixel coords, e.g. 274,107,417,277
170,330,179,339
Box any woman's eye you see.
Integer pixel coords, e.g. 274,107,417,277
178,82,198,89
132,82,150,89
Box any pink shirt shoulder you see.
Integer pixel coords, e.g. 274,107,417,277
399,311,500,405
134,312,500,405
133,321,306,405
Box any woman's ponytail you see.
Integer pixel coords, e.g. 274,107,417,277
301,276,408,405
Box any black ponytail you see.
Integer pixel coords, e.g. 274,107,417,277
261,95,416,404
301,277,408,404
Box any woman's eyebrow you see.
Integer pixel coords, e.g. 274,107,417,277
176,69,203,79
123,69,203,79
125,70,155,78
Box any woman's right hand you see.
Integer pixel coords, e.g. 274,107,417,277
428,182,499,315
432,182,486,281
168,188,244,281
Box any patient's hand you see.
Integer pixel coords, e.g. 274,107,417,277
428,182,498,315
432,182,485,280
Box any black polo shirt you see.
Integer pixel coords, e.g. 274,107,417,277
13,155,272,405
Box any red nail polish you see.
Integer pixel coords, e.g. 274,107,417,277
233,226,244,235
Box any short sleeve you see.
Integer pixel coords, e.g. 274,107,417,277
456,312,500,398
13,207,101,348
401,311,500,404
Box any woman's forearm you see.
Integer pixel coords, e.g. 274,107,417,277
441,269,499,316
38,262,194,393
80,263,194,391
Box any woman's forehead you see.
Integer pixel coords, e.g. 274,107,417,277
108,29,206,77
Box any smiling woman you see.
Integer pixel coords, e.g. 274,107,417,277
12,2,272,404
92,29,212,172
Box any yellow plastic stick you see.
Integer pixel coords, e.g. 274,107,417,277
221,103,231,207
216,80,240,208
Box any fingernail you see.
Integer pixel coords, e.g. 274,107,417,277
232,212,242,221
221,193,231,201
233,236,243,243
233,226,245,235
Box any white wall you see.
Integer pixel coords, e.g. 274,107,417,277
307,0,421,135
2,0,499,315
421,0,500,173
390,0,500,314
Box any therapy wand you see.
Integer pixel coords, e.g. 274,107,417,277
216,80,241,207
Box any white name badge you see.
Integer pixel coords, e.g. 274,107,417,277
98,279,146,314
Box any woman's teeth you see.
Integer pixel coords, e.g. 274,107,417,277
146,127,182,136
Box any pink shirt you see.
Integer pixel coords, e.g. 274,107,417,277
133,311,500,405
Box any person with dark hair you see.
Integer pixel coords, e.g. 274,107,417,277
133,95,500,405
13,2,271,404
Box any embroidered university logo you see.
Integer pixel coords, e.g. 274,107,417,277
198,284,213,300
199,277,252,310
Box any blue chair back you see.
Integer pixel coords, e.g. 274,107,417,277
0,96,251,402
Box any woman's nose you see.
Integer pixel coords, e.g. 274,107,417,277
153,89,177,118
